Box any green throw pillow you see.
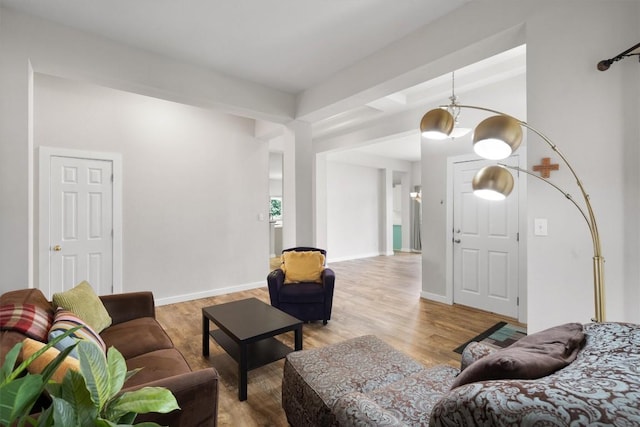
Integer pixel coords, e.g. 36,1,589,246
52,281,112,333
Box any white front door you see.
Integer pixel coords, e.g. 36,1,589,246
48,156,113,295
452,157,519,317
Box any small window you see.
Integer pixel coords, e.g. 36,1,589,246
270,197,282,220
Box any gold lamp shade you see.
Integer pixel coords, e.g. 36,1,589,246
472,165,514,200
473,115,523,160
420,109,454,139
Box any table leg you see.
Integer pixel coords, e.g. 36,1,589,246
294,325,303,351
202,315,209,356
239,343,248,401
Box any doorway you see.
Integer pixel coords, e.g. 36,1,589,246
450,156,520,318
38,147,122,298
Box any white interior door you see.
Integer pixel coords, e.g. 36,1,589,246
48,156,113,295
453,157,519,317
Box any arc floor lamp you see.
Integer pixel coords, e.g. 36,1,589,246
420,105,605,322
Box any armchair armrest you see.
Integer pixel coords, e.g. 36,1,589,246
126,368,219,427
100,292,155,325
267,269,285,306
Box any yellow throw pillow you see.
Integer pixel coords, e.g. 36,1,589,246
20,338,80,383
52,281,112,333
282,251,325,284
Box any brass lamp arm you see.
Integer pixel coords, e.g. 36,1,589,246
441,104,605,322
444,104,602,258
499,164,592,231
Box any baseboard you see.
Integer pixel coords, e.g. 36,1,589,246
155,281,265,306
420,291,452,305
327,252,383,263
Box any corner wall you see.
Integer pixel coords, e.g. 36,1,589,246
33,74,270,302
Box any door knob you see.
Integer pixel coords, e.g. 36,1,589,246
53,245,62,252
454,239,461,244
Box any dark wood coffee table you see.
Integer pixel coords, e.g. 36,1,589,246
202,297,303,401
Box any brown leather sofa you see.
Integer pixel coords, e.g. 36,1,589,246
0,288,219,427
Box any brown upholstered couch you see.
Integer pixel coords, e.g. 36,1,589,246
0,288,219,427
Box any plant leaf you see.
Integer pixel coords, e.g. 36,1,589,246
78,340,111,412
51,395,78,427
123,367,142,384
0,374,45,425
106,346,127,401
39,341,78,384
0,342,22,383
49,368,97,426
111,387,179,415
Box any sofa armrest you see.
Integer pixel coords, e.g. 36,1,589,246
333,392,407,426
126,368,219,427
100,292,155,325
459,341,496,372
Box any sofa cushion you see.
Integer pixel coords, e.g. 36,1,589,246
0,289,53,314
282,251,325,284
53,281,112,333
0,303,53,342
122,348,191,388
49,308,106,358
1,289,55,366
100,317,174,359
21,337,80,383
451,322,585,388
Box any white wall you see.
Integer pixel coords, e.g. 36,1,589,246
421,75,527,301
417,1,639,330
524,1,639,329
32,74,270,303
326,161,381,261
1,1,638,327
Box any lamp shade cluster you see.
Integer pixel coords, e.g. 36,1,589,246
420,108,522,200
419,103,606,323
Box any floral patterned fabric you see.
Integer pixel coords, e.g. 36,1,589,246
283,323,640,427
459,341,496,372
283,335,431,426
431,322,640,426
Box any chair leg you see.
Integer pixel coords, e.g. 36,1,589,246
323,320,328,325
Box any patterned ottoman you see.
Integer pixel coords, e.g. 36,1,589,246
282,335,458,426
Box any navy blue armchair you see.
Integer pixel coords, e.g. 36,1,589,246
267,247,335,325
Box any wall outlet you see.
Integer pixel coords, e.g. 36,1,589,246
534,218,548,236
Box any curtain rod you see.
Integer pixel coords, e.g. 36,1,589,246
597,41,640,71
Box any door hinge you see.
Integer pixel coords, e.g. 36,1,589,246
517,297,520,306
111,174,114,183
516,232,519,242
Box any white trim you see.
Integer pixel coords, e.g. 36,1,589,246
38,147,123,297
327,252,385,263
155,281,265,306
420,291,451,304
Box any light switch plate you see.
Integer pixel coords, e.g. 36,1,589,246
534,218,548,236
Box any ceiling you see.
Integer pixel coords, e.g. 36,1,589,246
2,0,525,163
0,0,471,94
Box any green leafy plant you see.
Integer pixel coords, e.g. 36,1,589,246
0,335,179,427
44,341,179,426
0,327,79,427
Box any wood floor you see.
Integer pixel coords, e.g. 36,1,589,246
155,252,525,426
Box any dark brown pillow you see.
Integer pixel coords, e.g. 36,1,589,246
451,322,585,389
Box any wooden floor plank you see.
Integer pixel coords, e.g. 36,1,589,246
155,252,525,426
